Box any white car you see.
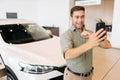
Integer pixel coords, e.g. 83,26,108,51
0,19,66,80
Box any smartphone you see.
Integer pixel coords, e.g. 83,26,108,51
96,22,106,32
96,22,106,38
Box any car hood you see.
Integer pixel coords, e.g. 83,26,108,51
12,36,66,67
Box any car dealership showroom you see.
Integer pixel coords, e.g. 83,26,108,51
0,0,120,80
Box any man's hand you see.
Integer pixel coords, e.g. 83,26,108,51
81,30,91,39
86,29,106,49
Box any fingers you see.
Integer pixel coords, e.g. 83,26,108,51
95,28,104,36
97,35,107,42
97,30,106,39
87,29,107,48
81,31,91,39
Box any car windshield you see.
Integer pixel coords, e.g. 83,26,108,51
0,23,51,44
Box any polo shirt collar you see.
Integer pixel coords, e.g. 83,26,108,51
70,25,85,32
70,25,76,32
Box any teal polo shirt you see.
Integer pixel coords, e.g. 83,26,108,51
60,25,93,73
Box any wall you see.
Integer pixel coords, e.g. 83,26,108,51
0,0,70,35
76,0,114,31
36,0,70,35
0,0,38,22
111,0,120,48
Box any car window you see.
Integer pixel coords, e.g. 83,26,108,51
0,23,51,44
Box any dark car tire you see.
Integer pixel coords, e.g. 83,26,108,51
7,72,16,80
5,65,18,80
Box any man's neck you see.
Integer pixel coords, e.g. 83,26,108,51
77,26,85,33
77,28,83,33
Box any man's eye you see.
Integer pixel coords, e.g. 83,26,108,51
81,15,85,18
75,16,79,19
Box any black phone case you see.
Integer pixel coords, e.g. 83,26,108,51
96,22,106,39
96,22,106,32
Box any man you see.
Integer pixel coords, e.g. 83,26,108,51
60,6,111,80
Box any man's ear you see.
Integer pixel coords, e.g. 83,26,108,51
70,16,73,20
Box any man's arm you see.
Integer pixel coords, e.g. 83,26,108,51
65,29,106,60
65,42,91,60
99,39,112,48
81,29,112,49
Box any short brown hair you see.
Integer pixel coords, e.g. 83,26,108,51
70,6,85,17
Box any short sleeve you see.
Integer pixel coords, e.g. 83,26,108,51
60,30,73,58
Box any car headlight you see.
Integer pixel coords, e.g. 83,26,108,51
19,62,57,74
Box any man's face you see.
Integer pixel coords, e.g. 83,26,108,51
71,10,85,30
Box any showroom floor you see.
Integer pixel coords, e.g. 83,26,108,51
93,47,120,80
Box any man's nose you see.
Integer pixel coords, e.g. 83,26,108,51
78,17,82,22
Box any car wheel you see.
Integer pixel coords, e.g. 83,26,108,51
7,72,16,80
5,65,18,80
